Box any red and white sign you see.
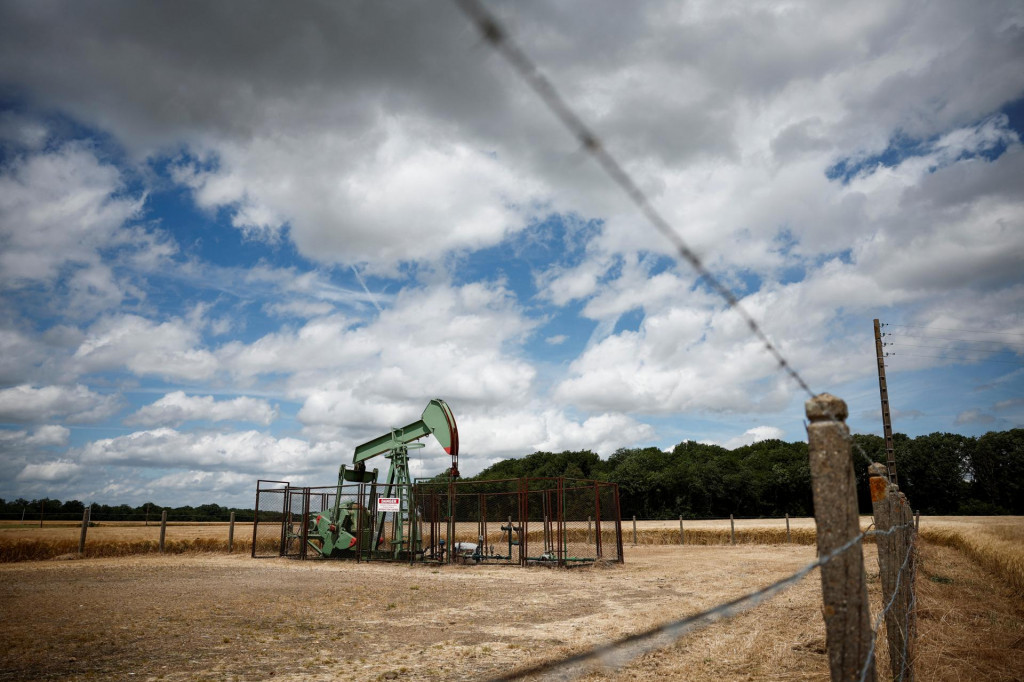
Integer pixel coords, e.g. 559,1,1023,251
377,497,401,512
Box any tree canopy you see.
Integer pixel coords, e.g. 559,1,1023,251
4,429,1020,519
467,428,1024,518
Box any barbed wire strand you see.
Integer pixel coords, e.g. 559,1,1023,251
450,5,919,680
453,0,814,400
899,588,918,682
492,524,913,681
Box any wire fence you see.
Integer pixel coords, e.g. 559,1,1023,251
482,406,918,682
252,477,623,566
447,7,921,678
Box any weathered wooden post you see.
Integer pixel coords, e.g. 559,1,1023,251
228,511,236,553
806,393,875,682
869,464,902,681
78,507,90,556
679,515,684,545
786,513,791,543
730,514,736,545
914,510,920,534
632,515,637,546
588,515,593,544
896,493,917,681
868,463,917,682
159,510,168,553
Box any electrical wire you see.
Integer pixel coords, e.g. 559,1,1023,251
888,323,1024,338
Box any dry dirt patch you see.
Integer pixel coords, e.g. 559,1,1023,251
0,541,1020,681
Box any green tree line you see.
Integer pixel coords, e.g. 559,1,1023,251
0,499,255,523
3,428,1020,520
467,428,1024,518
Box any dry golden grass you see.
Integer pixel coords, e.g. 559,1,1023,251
0,536,280,562
0,521,264,562
919,517,1024,595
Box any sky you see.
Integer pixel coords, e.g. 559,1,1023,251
0,0,1022,508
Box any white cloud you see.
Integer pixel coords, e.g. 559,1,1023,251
0,0,1021,505
458,409,657,465
175,120,549,270
17,458,83,482
0,384,120,423
219,281,538,414
73,314,217,381
126,391,278,427
721,425,786,450
78,428,343,476
0,142,142,284
0,425,70,449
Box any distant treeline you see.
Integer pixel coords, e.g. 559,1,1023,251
466,429,1023,518
0,499,255,523
3,429,1020,521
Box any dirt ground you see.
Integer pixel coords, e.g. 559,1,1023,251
1,541,1021,682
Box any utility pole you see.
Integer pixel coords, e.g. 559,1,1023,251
873,319,898,486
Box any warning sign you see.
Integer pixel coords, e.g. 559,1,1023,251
377,497,401,512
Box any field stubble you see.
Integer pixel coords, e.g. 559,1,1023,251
2,512,1015,675
0,517,1020,681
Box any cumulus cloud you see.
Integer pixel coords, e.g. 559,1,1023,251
0,384,120,423
0,142,142,284
221,280,538,410
0,0,1021,504
722,426,786,450
126,391,278,427
73,314,217,381
78,428,343,476
0,425,70,449
458,409,657,466
17,459,83,482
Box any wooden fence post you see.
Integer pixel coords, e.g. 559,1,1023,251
730,514,736,545
806,393,875,682
632,515,637,546
786,513,791,543
895,493,917,681
679,515,684,545
914,510,920,534
869,463,901,681
78,507,90,556
159,510,168,553
228,511,236,553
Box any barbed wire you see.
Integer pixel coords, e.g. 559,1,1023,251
492,523,914,681
450,6,918,681
452,0,815,400
900,589,918,682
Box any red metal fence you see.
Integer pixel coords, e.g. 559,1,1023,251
252,477,623,566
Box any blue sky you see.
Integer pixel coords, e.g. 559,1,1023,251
1,0,1022,507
